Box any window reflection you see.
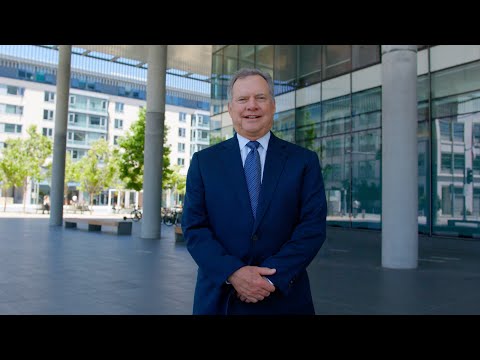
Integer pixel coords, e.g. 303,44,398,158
432,65,480,236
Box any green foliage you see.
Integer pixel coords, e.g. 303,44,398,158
76,138,118,206
0,125,52,211
165,165,186,196
209,135,224,146
0,138,24,211
117,107,172,191
24,125,53,182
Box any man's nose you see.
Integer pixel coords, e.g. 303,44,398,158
246,97,258,109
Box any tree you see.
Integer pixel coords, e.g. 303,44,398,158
76,139,118,206
165,165,187,205
209,135,225,146
8,126,52,211
43,153,80,205
0,138,24,211
22,126,51,210
117,108,172,191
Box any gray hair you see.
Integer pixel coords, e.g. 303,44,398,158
227,68,275,102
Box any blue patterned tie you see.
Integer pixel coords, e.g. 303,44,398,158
245,141,261,219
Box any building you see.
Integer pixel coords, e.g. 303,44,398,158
209,45,480,242
0,45,210,209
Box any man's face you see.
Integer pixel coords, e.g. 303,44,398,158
228,74,276,140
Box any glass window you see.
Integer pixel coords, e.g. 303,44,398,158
90,116,101,126
441,153,452,172
114,119,123,129
298,45,322,88
43,109,54,120
255,45,274,78
453,122,464,142
274,45,297,95
42,128,53,137
350,129,381,229
352,45,380,70
115,102,124,113
431,61,480,100
6,104,22,115
4,123,21,133
322,95,351,136
44,91,55,102
239,45,255,69
73,132,85,142
273,109,295,143
211,50,224,116
352,87,381,132
323,45,351,79
7,85,22,95
296,103,321,149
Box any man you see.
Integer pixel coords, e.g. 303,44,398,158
182,68,327,315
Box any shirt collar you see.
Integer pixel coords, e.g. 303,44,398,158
237,131,271,151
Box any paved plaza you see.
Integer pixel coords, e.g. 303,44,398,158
0,212,479,314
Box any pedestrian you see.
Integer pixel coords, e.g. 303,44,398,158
43,195,50,214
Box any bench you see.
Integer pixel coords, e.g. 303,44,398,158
447,219,480,228
175,223,184,242
64,204,92,214
35,205,49,214
64,218,132,235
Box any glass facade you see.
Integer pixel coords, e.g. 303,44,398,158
210,45,480,239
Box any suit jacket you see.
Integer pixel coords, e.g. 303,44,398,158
182,132,327,315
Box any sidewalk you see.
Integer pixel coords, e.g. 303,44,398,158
0,214,479,314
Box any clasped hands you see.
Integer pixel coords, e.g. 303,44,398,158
228,265,276,303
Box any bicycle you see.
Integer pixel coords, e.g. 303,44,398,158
123,206,142,222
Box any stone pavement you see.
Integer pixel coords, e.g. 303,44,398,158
0,213,479,314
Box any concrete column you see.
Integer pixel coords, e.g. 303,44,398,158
381,45,418,269
141,45,167,239
49,45,71,226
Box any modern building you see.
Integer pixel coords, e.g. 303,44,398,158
0,45,210,209
209,45,480,243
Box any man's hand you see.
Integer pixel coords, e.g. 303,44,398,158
228,266,276,303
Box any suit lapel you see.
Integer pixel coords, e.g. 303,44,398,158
254,133,288,232
219,135,252,215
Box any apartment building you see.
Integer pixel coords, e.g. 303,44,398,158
0,47,210,209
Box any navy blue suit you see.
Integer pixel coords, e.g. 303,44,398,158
182,132,327,315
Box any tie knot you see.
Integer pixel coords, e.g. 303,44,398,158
246,141,260,150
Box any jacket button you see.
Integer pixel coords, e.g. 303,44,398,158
252,234,258,241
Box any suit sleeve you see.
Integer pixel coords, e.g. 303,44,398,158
261,150,327,296
182,152,245,287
